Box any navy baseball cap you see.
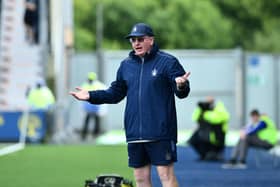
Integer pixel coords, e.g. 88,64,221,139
125,23,154,39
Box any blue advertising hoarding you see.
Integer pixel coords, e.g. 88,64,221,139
0,111,46,142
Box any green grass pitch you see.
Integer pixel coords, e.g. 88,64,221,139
0,145,134,187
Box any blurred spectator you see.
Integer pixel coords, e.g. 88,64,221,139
26,79,55,110
23,0,39,45
80,72,107,140
188,96,230,161
26,79,55,142
223,109,278,169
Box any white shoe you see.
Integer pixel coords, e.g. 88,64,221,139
222,161,247,169
235,162,247,169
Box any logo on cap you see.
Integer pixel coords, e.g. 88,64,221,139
133,26,137,32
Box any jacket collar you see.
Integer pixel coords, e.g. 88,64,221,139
129,43,159,61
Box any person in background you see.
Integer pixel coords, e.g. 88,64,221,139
27,79,55,110
80,72,107,140
222,109,278,169
23,0,39,44
26,79,55,142
188,96,229,161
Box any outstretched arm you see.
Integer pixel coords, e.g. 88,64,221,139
69,78,127,104
88,80,127,104
69,80,127,104
69,63,127,104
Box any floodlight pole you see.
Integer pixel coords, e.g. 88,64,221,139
50,0,66,136
39,0,48,78
274,55,279,128
96,1,104,82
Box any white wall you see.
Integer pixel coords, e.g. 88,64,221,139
69,49,247,130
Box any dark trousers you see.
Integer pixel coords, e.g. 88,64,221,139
81,113,100,140
231,134,273,162
188,130,224,160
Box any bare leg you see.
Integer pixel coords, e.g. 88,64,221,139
157,163,178,187
134,165,152,187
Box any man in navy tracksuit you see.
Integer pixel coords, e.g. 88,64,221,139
70,23,190,187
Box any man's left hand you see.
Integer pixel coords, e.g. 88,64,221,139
175,72,190,89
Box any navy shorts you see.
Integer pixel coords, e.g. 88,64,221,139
127,140,177,168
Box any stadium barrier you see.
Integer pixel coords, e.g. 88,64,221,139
0,110,46,143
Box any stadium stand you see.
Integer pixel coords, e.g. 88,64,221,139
0,0,44,111
0,0,45,155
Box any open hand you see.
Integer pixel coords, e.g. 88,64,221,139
175,72,190,88
69,87,90,101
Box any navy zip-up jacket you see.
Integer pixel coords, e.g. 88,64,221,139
88,44,190,142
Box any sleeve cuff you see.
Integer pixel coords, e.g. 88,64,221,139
177,84,187,91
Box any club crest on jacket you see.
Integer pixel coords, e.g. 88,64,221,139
152,68,157,77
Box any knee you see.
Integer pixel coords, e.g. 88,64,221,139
158,172,171,182
134,169,151,185
158,167,174,182
134,174,148,184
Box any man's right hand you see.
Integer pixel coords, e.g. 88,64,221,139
69,87,90,101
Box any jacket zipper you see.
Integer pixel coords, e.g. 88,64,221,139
138,58,144,140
